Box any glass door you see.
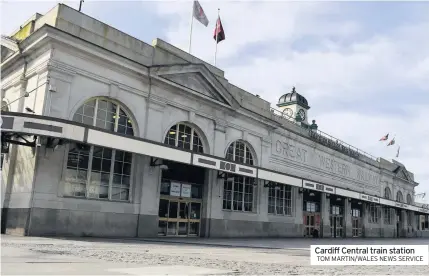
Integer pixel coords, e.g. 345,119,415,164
158,198,201,237
330,205,344,238
304,213,318,237
351,208,362,237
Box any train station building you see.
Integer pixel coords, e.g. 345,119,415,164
1,4,429,238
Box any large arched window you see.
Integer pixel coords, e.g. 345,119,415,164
384,187,391,199
396,191,403,203
64,98,135,201
225,140,254,165
164,123,204,153
223,140,257,212
406,194,412,205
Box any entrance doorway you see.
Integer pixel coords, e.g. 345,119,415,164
158,160,205,237
304,212,321,237
303,189,321,237
351,200,363,237
329,196,345,238
396,209,403,237
158,197,201,236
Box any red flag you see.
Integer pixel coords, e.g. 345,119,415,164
379,133,389,141
387,138,395,146
213,16,225,43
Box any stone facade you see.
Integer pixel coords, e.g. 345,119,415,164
1,4,427,238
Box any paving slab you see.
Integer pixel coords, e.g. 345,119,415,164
2,235,429,275
108,265,234,275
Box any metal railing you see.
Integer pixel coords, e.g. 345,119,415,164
270,107,378,162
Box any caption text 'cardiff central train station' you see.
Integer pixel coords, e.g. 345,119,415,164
1,4,429,239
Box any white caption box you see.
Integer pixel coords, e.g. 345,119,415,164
311,245,429,266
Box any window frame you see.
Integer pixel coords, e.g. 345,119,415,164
267,184,293,216
164,123,204,154
384,207,393,224
406,194,412,205
368,203,380,224
407,211,413,226
62,98,135,202
396,191,403,202
384,187,391,200
222,140,257,213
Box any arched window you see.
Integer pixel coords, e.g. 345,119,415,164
396,191,403,203
225,140,254,165
64,98,134,201
406,194,412,205
384,187,391,199
223,140,257,212
164,123,204,153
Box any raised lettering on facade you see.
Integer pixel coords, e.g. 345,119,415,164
275,140,307,163
318,155,351,177
272,135,380,188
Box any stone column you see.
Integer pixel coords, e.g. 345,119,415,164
137,155,163,237
344,198,352,238
321,193,330,238
203,120,226,237
379,205,385,237
391,208,398,237
411,211,417,237
294,187,304,236
362,203,368,237
401,210,407,237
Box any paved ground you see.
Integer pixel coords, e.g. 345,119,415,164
2,235,429,275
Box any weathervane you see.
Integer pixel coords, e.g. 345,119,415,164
292,86,296,93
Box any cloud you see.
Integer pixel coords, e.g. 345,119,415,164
2,1,428,196
154,1,361,61
154,1,429,194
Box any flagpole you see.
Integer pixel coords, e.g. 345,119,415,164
214,8,220,66
189,1,194,53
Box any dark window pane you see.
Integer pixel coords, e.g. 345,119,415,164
92,158,102,171
103,148,112,159
115,151,124,161
93,147,103,158
101,159,111,173
123,163,131,175
124,152,132,163
114,161,123,174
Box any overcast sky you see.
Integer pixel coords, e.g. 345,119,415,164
1,1,428,200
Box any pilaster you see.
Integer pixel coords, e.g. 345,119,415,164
362,202,368,237
145,98,166,141
213,120,226,157
321,194,330,237
16,78,28,113
137,155,162,237
344,198,352,237
379,205,385,237
294,187,304,235
401,209,407,237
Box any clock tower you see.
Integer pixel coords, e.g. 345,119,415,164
276,87,310,124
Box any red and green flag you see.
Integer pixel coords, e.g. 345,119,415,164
213,16,225,43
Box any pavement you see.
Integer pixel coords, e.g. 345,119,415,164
2,235,429,275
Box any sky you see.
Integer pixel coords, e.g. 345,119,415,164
1,0,428,200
